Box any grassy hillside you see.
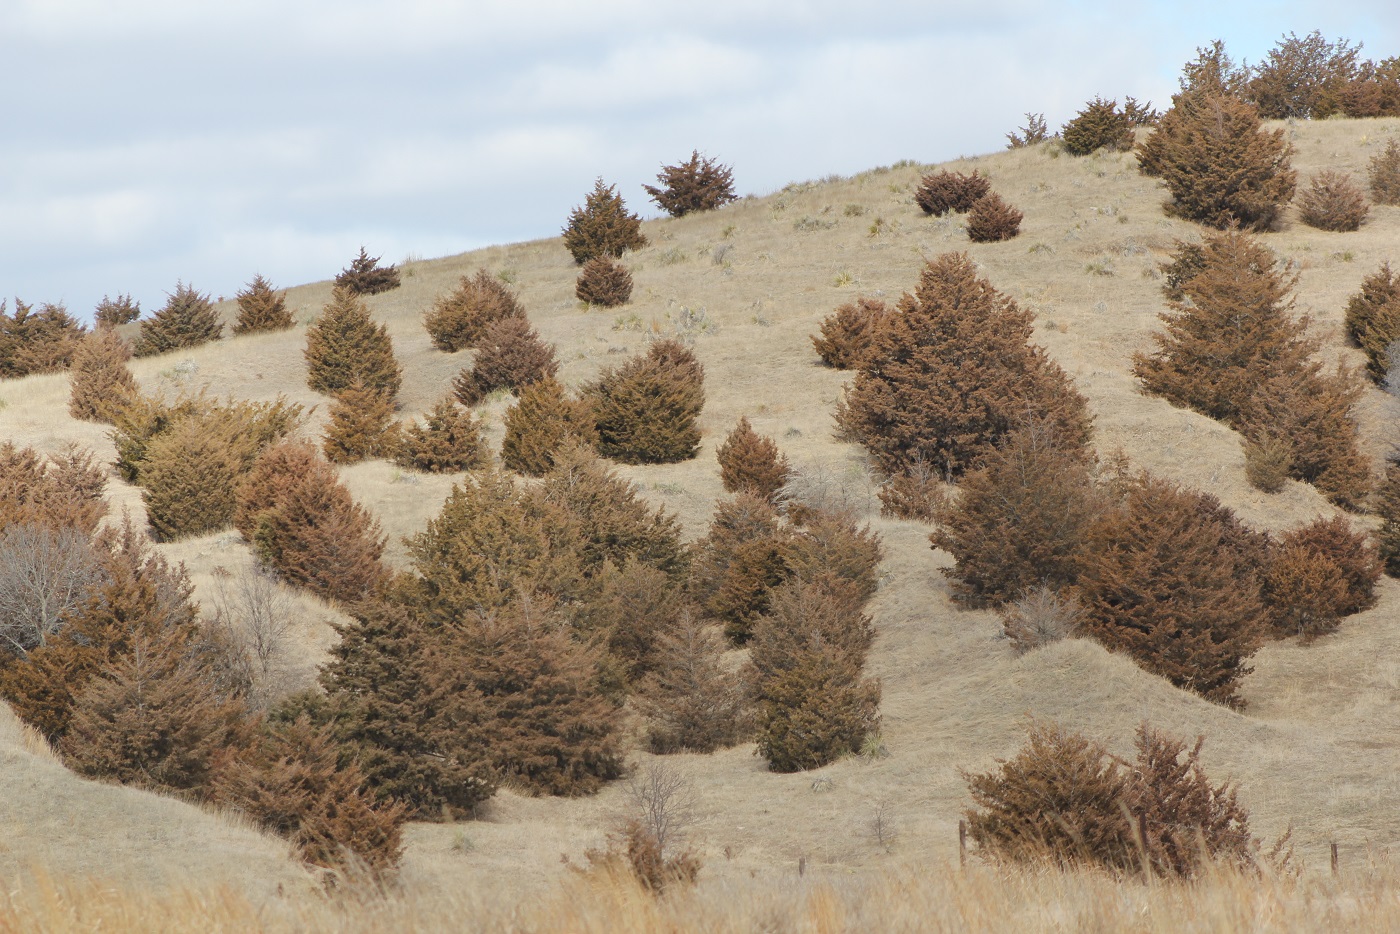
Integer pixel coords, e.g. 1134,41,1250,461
2,115,1399,919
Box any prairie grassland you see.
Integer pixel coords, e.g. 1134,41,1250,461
1,117,1400,921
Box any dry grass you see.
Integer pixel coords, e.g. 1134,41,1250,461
1,117,1400,921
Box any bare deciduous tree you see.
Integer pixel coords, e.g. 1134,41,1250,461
624,761,701,862
0,522,103,659
208,563,295,701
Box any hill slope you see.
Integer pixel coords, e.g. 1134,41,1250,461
2,116,1399,897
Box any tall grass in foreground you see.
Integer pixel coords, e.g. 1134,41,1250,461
6,860,1400,933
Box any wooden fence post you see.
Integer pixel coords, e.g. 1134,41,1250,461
959,819,967,868
1331,842,1339,876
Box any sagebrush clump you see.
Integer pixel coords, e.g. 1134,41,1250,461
643,150,738,217
424,269,526,352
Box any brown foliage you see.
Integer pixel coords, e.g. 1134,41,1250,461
500,376,598,477
393,396,486,474
876,460,944,522
1247,31,1360,120
1158,239,1206,302
235,441,388,604
1140,91,1295,230
585,339,705,465
837,251,1091,481
1071,474,1267,707
140,417,245,541
335,247,401,296
574,257,634,307
1262,516,1380,639
716,417,791,503
213,716,405,877
1297,170,1369,232
642,150,737,217
1242,434,1293,494
132,282,222,358
1344,262,1400,384
452,316,559,406
574,560,688,686
692,494,792,644
964,721,1257,877
1369,138,1400,206
68,329,137,423
232,274,293,334
0,442,107,535
965,193,1023,243
932,421,1100,608
1060,97,1134,156
562,178,647,265
812,297,891,369
1378,460,1400,577
322,383,400,465
1005,113,1049,149
304,286,402,400
0,299,87,377
748,579,880,772
424,269,526,353
914,170,990,216
637,614,747,754
94,294,140,329
61,628,252,797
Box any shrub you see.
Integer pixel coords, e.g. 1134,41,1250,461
394,396,486,473
232,274,293,334
0,442,108,535
999,585,1084,653
586,765,702,893
235,442,388,604
1144,92,1295,231
424,269,525,352
585,339,705,465
837,252,1091,481
1368,138,1400,205
964,721,1257,877
575,257,633,307
1344,263,1400,383
812,297,891,369
1264,516,1380,637
0,300,87,377
1298,170,1369,232
562,178,647,265
1060,97,1134,156
932,421,1099,608
642,150,737,217
1261,542,1349,640
876,460,943,522
94,294,140,329
1247,31,1360,120
748,580,879,772
132,282,222,357
637,614,747,754
784,509,883,610
451,316,558,406
965,193,1024,243
500,376,598,477
573,560,688,686
691,494,792,644
1072,474,1267,707
914,170,990,216
140,417,245,541
1379,459,1400,576
322,383,399,465
335,247,400,296
1005,113,1048,149
1158,239,1207,302
68,329,136,423
61,628,251,797
1242,434,1293,494
213,716,405,877
304,286,402,400
716,417,791,503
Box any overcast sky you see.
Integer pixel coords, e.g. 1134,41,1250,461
3,1,1397,321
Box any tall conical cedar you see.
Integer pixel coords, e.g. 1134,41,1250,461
68,329,137,423
233,274,293,334
304,286,402,400
500,376,597,477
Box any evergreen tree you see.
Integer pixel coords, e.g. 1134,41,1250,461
500,376,598,476
642,150,738,217
322,382,399,465
452,316,558,405
424,268,525,352
716,417,791,503
94,294,140,329
393,396,486,474
140,416,244,541
304,286,402,400
132,282,223,357
690,493,792,644
575,257,634,307
812,297,892,370
68,329,137,423
1344,262,1400,384
585,339,705,465
1378,459,1400,576
1060,97,1134,156
562,178,648,265
0,300,87,376
335,247,401,296
232,274,293,334
637,613,747,753
836,251,1091,482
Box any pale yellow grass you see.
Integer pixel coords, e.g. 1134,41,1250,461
1,117,1399,917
